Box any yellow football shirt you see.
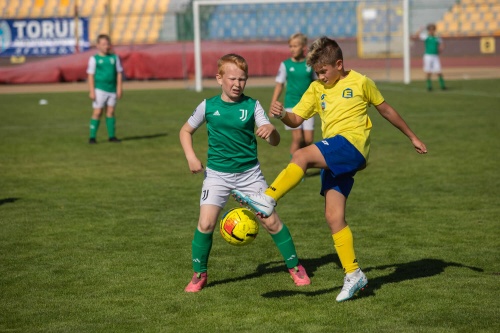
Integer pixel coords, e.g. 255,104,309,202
292,70,384,159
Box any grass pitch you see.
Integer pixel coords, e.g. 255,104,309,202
1,79,499,332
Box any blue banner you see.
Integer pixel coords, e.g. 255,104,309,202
0,17,90,57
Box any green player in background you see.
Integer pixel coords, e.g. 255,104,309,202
419,24,447,91
270,33,317,156
179,53,310,292
86,34,123,144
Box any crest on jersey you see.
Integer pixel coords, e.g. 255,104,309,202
342,88,353,98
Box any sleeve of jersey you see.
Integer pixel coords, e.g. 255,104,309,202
254,100,271,127
115,55,124,72
364,77,385,106
187,100,207,129
86,57,96,75
292,83,317,119
275,62,287,84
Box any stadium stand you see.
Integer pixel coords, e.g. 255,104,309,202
0,0,498,47
0,0,170,45
205,2,358,40
436,0,500,36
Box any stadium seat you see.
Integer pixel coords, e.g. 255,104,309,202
18,1,31,18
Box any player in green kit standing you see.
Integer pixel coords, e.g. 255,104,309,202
87,34,123,144
179,54,310,292
420,24,447,91
271,33,317,156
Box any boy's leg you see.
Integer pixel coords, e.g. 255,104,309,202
105,104,120,141
438,73,447,90
290,129,305,155
89,108,103,143
301,116,315,147
89,89,106,143
185,204,220,292
426,73,433,91
231,142,327,217
260,213,310,286
324,187,367,302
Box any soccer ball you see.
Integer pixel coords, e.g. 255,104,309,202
220,207,259,246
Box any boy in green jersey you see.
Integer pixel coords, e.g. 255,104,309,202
86,34,123,144
419,24,447,91
179,54,310,292
233,37,427,302
271,33,317,155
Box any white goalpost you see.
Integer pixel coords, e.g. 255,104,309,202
192,0,410,92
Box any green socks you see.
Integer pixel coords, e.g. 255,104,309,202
191,229,213,273
89,118,100,139
106,117,116,138
438,76,446,89
271,224,299,269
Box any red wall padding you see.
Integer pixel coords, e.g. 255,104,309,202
0,42,291,84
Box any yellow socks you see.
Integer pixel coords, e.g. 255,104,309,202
333,226,359,274
264,163,305,201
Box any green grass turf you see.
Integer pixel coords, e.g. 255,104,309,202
1,79,499,332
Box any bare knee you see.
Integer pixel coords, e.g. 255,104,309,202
258,212,282,234
92,108,103,118
325,210,347,234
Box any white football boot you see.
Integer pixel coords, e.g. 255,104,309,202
336,268,368,302
231,189,276,218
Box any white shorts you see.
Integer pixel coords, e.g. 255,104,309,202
92,88,117,109
200,164,267,208
284,108,314,131
423,54,442,74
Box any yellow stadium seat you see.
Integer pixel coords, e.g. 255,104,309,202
447,21,459,33
157,0,170,13
18,2,31,18
442,11,456,23
131,0,146,14
460,21,473,34
92,0,107,16
114,0,129,15
4,0,20,18
144,1,158,14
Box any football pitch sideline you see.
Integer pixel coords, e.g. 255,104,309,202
0,79,498,332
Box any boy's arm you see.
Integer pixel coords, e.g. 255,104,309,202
270,101,305,128
116,72,123,99
439,37,444,54
88,74,95,100
375,101,427,154
269,83,284,116
179,122,204,174
256,124,280,146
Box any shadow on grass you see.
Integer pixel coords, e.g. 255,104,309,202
207,253,340,290
120,133,168,141
261,258,483,299
0,197,20,206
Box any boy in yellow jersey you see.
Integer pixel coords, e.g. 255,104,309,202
233,37,427,302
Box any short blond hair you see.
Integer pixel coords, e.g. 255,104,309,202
217,53,248,77
289,33,307,46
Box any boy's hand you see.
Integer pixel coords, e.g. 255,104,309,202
412,138,428,154
89,91,95,100
270,101,286,119
187,157,204,174
255,124,275,140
